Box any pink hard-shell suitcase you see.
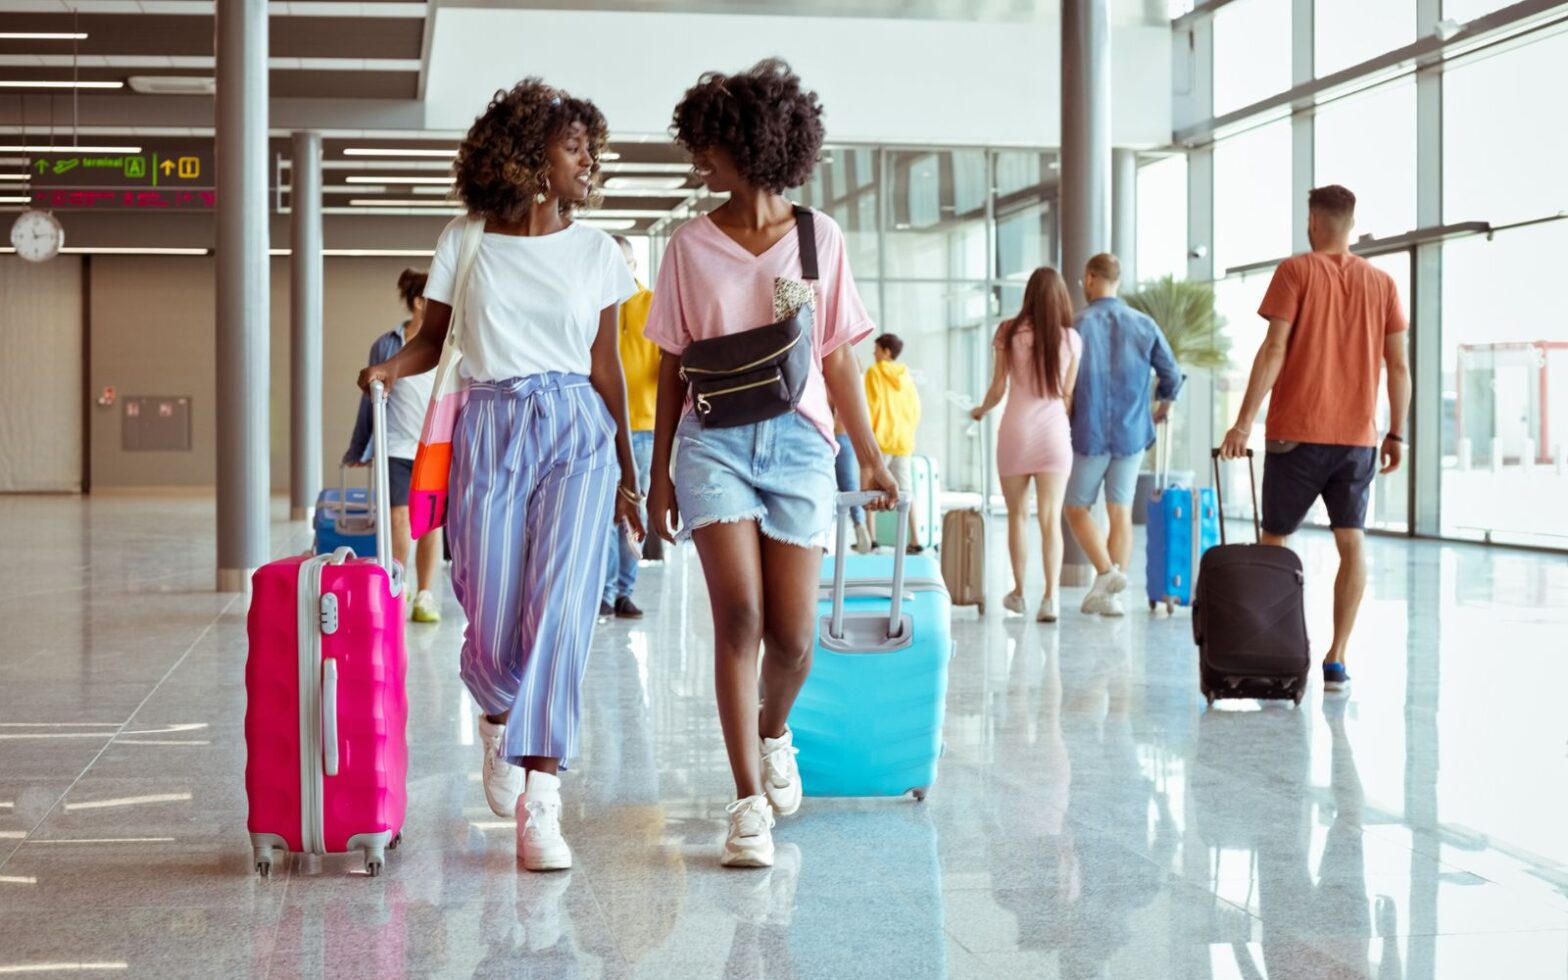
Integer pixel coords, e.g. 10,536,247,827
246,380,409,877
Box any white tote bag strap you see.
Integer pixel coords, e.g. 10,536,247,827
443,215,486,355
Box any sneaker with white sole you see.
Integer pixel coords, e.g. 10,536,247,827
1080,566,1129,614
517,770,572,872
479,715,524,818
1037,595,1059,623
1002,592,1026,616
853,524,874,555
760,728,802,817
412,589,441,623
722,795,776,868
1102,594,1126,617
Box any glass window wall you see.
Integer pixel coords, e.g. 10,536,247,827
1212,0,1292,116
1315,0,1416,77
1314,80,1418,241
1212,120,1293,274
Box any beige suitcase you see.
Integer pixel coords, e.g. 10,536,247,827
941,507,986,614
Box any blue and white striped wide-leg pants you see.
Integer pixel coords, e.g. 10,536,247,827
448,373,617,766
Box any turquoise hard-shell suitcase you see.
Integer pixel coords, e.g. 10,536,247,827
790,494,953,799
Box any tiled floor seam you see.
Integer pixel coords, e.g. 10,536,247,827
260,860,293,980
0,592,241,875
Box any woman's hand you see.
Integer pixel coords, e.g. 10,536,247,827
861,463,901,511
616,491,646,544
969,406,987,422
358,362,397,396
646,474,680,545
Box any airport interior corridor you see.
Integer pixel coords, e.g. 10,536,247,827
1,495,1565,979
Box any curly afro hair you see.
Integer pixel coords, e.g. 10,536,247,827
672,59,825,193
453,78,608,223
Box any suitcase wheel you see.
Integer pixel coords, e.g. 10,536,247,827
366,857,384,877
977,601,985,616
1149,600,1158,612
1166,600,1176,616
256,858,271,878
1202,686,1215,707
910,787,929,803
388,833,402,851
1292,689,1304,706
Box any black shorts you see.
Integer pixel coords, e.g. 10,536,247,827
387,456,414,509
1261,442,1377,535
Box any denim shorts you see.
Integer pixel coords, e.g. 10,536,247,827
673,410,837,549
1065,452,1143,508
1262,441,1377,535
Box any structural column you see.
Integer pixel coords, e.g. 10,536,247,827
1111,148,1138,289
215,0,270,592
1061,0,1113,587
289,132,323,522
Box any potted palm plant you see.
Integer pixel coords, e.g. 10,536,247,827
1124,275,1231,523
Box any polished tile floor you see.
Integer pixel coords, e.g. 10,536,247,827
2,494,1567,979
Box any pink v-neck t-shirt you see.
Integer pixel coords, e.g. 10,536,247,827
644,209,875,448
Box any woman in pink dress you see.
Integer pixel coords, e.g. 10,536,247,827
971,267,1081,623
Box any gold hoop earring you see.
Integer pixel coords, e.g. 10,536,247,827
534,177,550,206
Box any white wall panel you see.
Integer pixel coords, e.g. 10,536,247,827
0,256,83,492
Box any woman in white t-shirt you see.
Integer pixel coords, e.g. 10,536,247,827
358,80,644,873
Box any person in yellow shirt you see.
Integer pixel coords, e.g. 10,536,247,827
602,235,659,618
865,333,925,553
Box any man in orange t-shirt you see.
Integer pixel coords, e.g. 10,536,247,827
1219,185,1411,695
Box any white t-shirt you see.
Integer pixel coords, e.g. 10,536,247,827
387,357,434,459
424,217,637,381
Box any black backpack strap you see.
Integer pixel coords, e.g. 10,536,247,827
793,205,819,281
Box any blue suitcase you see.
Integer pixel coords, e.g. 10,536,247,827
1145,484,1220,613
790,493,952,799
313,472,377,557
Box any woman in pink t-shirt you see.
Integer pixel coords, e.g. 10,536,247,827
971,267,1081,624
645,60,898,869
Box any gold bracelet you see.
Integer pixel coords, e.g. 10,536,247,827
617,484,643,505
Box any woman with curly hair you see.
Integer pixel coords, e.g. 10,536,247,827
645,60,898,868
359,79,643,872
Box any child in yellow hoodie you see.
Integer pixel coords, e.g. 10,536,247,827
865,334,925,552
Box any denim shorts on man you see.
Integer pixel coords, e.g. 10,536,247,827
1065,452,1142,509
1262,441,1377,535
673,410,838,549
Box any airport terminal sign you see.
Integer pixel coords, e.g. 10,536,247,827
29,142,217,210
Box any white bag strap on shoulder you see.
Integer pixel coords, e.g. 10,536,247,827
443,215,486,353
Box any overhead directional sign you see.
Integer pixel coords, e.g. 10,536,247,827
28,140,216,210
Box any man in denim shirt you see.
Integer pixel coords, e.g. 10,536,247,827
1066,253,1183,616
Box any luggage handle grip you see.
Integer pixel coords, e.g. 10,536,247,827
831,491,908,641
1209,448,1260,546
322,658,339,777
368,381,397,585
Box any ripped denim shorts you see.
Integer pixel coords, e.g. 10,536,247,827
672,409,838,550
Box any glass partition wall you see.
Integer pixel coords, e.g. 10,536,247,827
651,147,1063,497
1181,0,1568,551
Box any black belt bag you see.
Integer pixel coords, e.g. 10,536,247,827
680,206,818,429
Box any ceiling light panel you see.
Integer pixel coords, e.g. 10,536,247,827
0,32,90,40
343,148,458,158
0,81,124,90
344,175,451,184
603,176,688,191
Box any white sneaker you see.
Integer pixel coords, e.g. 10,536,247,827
1002,592,1026,617
722,795,776,868
853,524,874,555
1080,566,1129,614
412,589,441,623
479,716,524,818
760,728,802,817
517,770,572,872
1037,596,1059,623
1102,594,1127,618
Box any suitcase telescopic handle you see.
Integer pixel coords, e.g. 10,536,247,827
1210,448,1260,545
831,491,907,641
368,381,395,579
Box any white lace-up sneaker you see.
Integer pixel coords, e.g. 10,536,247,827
1003,592,1027,616
478,715,524,818
722,795,776,868
517,770,572,872
412,589,441,623
760,728,802,817
1081,565,1129,614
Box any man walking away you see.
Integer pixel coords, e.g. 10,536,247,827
601,235,658,619
865,333,925,554
1220,185,1409,695
1066,253,1183,617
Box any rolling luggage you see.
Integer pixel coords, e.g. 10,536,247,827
313,468,377,557
1145,421,1220,613
791,493,952,799
941,404,989,614
874,453,940,551
247,380,409,877
1192,449,1310,706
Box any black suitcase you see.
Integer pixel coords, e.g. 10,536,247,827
1192,449,1310,706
